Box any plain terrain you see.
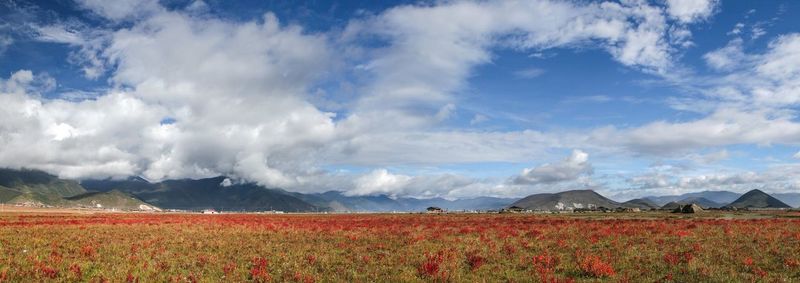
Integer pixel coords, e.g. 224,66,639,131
0,209,798,282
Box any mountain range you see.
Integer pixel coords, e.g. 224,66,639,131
509,189,796,211
0,169,515,212
1,168,797,212
81,176,322,212
644,191,741,206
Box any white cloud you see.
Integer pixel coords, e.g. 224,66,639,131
345,169,515,199
703,38,746,71
0,35,13,54
751,25,766,40
324,130,564,166
756,34,800,84
665,0,719,23
0,8,338,189
728,22,745,35
470,114,488,125
32,24,109,79
514,149,592,185
342,0,690,134
75,0,161,21
622,163,800,198
686,149,730,164
607,109,800,154
514,67,546,79
348,169,412,197
34,25,84,45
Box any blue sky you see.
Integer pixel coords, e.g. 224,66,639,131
1,0,800,200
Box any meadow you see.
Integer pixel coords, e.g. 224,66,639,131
0,210,799,282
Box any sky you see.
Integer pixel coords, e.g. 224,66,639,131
1,0,800,201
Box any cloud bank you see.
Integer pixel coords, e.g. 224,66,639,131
1,0,800,199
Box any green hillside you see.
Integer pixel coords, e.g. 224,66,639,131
0,168,87,206
65,190,160,211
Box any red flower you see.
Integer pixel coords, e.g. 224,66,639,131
465,251,486,271
418,250,450,281
743,257,754,267
80,245,96,258
249,257,271,282
69,263,82,279
578,255,615,278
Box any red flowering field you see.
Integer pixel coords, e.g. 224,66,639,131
0,211,799,282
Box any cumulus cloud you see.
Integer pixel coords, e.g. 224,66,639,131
685,149,730,164
324,130,566,166
341,0,693,134
514,150,592,185
32,24,109,79
703,38,746,71
0,8,337,189
594,34,800,156
348,169,412,197
606,109,800,154
7,0,800,200
75,0,161,21
346,169,512,199
622,164,800,198
665,0,719,23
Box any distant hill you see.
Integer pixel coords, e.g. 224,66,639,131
773,193,800,208
82,176,320,212
660,201,683,210
293,191,515,212
622,198,659,209
5,168,795,212
657,197,722,210
0,168,87,206
726,189,791,209
510,190,619,211
678,197,724,209
646,191,741,206
65,190,159,211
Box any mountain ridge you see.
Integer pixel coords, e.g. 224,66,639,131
509,190,622,211
726,189,791,209
0,169,796,212
644,191,741,206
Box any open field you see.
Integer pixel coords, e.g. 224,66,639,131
0,211,799,282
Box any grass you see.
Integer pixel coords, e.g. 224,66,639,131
0,211,798,282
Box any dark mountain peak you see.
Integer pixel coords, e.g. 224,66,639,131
678,197,723,209
623,198,659,209
560,189,599,195
741,189,767,197
511,189,619,211
728,189,791,209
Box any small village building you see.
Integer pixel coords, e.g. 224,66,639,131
503,206,526,213
426,207,443,213
673,203,703,214
616,207,641,213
